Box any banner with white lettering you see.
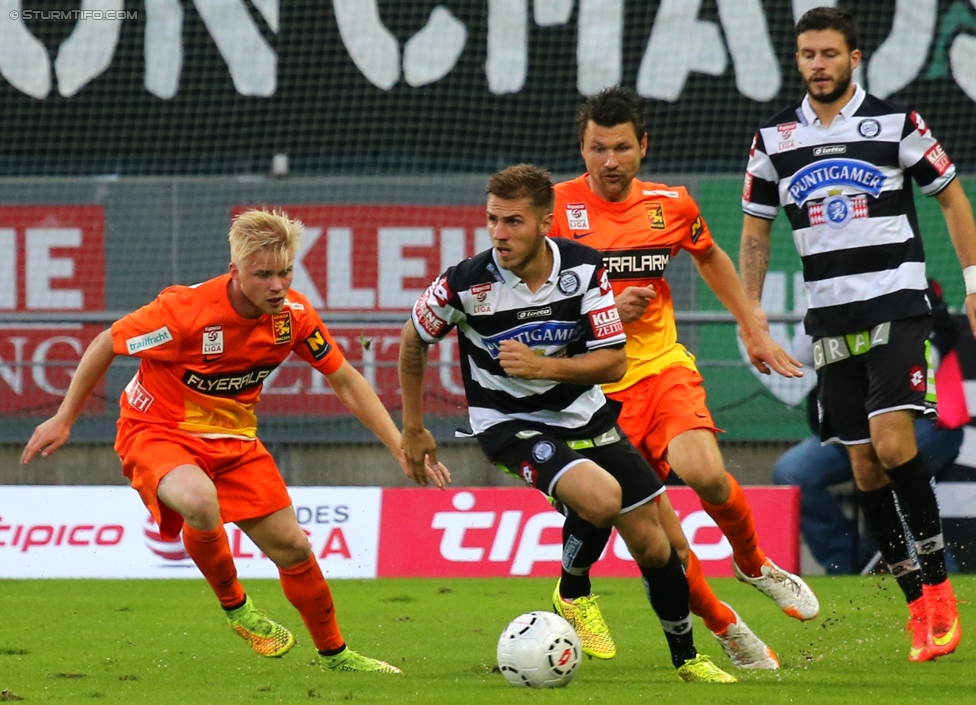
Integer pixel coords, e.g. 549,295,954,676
4,3,976,175
0,206,105,414
0,486,381,578
377,486,800,578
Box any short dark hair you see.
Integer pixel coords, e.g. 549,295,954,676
795,6,859,52
575,86,646,143
486,164,554,213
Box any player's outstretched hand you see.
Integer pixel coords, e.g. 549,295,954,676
614,286,657,323
740,328,803,378
498,339,547,379
21,414,72,465
965,293,976,338
400,426,449,489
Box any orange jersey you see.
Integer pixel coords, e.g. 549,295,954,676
110,274,345,438
551,175,714,393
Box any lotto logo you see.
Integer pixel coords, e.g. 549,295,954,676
910,366,926,391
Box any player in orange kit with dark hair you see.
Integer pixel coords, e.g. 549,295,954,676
22,208,449,675
547,87,818,670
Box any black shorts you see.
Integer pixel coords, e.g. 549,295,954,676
477,424,664,513
815,316,936,445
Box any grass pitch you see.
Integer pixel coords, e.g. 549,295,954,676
0,575,971,704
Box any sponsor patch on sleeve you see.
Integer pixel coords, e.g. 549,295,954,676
414,289,448,340
690,215,705,244
304,327,332,361
924,144,952,176
589,306,624,340
125,326,173,355
742,172,753,201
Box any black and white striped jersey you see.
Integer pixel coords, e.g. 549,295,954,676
742,84,955,337
411,237,626,435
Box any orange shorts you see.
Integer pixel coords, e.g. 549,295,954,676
608,364,722,482
115,418,292,541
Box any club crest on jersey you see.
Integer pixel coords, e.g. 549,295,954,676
858,118,881,139
272,312,292,344
809,193,868,229
566,202,590,230
787,159,885,205
644,202,666,230
202,325,224,356
558,271,580,295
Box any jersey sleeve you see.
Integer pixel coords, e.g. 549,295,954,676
676,193,714,256
900,110,956,196
579,258,626,351
110,288,183,360
742,131,781,220
410,269,466,344
290,304,346,375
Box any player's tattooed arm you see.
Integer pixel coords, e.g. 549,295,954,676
739,214,773,330
397,322,451,488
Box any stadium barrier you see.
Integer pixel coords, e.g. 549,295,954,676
0,485,799,579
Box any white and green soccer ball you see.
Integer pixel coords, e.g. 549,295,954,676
496,611,581,688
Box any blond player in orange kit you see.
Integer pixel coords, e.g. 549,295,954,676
21,209,449,675
547,87,819,669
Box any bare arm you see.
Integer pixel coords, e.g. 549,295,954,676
328,357,448,488
695,238,800,378
397,321,448,486
21,327,117,464
498,341,627,384
935,179,976,335
739,214,774,329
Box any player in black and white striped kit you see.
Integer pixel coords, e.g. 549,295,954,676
399,164,735,683
739,7,976,663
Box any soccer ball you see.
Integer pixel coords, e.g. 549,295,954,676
496,611,581,688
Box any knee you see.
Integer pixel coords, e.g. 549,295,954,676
179,492,221,530
575,488,622,528
627,529,672,568
687,468,729,505
272,533,314,569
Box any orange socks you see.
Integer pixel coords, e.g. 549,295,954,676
686,550,736,633
279,556,344,652
701,474,767,577
181,524,246,608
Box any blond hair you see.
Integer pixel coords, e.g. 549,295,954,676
228,209,304,266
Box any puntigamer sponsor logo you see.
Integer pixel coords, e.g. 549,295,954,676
482,321,579,358
182,365,277,396
788,158,886,205
126,327,173,354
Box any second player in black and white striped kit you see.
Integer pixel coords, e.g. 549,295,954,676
743,84,953,338
739,8,976,664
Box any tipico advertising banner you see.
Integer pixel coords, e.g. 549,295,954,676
377,486,799,578
0,486,381,579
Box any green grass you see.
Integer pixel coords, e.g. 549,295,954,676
0,576,971,703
